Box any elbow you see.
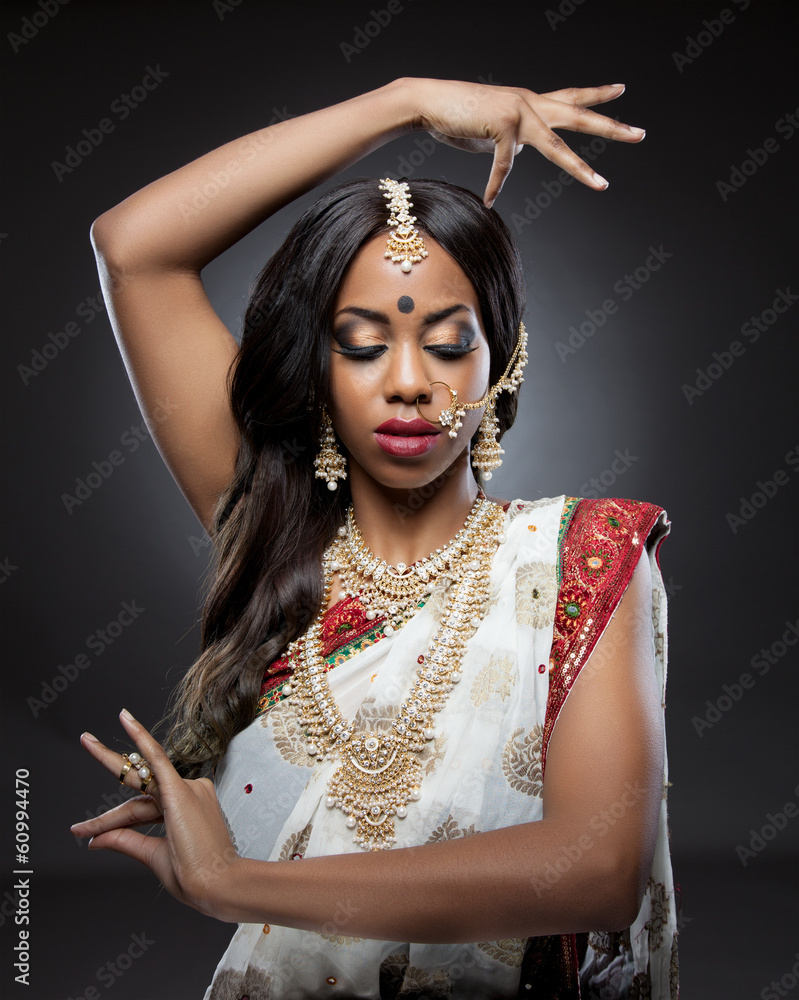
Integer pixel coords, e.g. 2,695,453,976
590,852,650,932
90,209,150,276
90,212,125,272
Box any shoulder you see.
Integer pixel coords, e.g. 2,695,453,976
493,495,670,560
554,497,669,624
543,498,669,765
560,496,670,561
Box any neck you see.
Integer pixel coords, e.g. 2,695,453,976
346,453,486,567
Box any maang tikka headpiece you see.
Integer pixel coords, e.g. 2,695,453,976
379,178,429,272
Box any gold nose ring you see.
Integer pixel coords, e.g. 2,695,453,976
416,381,465,438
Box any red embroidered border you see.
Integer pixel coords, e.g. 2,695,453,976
258,596,389,712
538,497,667,995
542,497,667,771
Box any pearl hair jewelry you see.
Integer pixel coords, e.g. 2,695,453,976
379,178,429,272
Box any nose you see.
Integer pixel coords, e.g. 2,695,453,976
383,342,433,406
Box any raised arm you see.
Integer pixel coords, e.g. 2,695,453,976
90,79,643,532
90,80,416,533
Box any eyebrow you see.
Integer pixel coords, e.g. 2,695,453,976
334,304,472,325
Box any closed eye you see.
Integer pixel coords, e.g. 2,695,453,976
331,344,387,360
425,344,478,359
331,343,478,361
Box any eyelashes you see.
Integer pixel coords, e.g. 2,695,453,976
332,344,477,361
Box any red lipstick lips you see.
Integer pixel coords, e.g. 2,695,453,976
376,418,438,436
374,417,440,457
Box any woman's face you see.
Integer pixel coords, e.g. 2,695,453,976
328,234,491,492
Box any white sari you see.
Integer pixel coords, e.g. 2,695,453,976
204,496,677,999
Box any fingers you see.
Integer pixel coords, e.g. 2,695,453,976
511,84,643,194
83,825,182,901
118,709,173,777
538,98,646,143
483,85,643,202
71,794,164,840
518,113,610,191
539,83,626,107
79,730,161,802
484,132,520,207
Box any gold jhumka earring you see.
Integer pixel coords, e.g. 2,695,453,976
314,410,347,491
416,321,529,481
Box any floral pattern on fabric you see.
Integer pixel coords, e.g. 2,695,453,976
398,965,453,996
206,965,273,1000
631,971,653,999
278,823,313,862
425,815,478,843
581,544,611,578
260,703,315,768
314,931,363,947
502,725,544,797
587,929,631,958
476,937,527,968
470,652,516,707
545,498,671,999
379,952,410,996
515,561,558,629
544,498,665,769
555,583,591,635
670,938,680,998
206,495,675,1000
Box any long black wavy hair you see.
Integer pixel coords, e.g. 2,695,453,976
164,176,526,776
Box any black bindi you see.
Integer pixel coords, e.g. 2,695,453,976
397,295,415,314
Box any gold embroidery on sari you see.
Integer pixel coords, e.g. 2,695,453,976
630,970,653,999
278,822,313,861
207,966,273,1000
476,937,527,967
314,931,363,946
470,653,515,707
399,965,453,996
263,702,315,768
502,725,544,797
645,878,670,951
425,815,478,843
515,561,558,629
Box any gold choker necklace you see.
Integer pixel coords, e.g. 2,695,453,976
283,495,507,850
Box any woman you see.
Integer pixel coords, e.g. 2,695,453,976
71,78,677,998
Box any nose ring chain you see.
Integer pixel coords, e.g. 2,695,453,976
415,321,528,440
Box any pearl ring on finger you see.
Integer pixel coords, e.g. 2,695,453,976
121,752,155,794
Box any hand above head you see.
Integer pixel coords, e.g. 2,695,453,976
70,710,241,923
405,79,645,206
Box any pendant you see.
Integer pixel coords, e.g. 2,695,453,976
326,731,422,850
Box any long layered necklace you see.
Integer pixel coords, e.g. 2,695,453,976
282,493,507,851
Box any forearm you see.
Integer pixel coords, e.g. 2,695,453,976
91,78,418,273
221,817,640,942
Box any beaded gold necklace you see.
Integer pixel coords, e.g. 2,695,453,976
282,494,507,850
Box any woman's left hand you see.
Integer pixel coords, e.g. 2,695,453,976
71,709,241,922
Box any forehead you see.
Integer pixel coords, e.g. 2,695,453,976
335,234,480,310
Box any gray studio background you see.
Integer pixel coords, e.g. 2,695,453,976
1,1,797,998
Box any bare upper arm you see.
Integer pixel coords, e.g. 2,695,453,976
92,218,241,534
542,550,664,926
